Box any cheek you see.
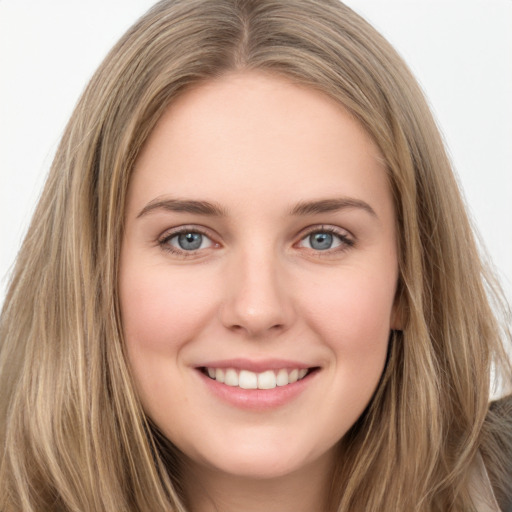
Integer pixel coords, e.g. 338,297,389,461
308,269,395,335
120,265,216,355
118,264,218,421
301,267,395,376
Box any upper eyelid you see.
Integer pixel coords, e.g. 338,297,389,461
297,224,354,239
158,224,216,241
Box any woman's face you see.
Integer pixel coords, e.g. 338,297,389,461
120,72,400,481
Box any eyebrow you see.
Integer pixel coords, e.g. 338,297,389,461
137,198,227,218
289,198,377,218
137,196,377,219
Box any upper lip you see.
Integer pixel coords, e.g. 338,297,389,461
195,358,316,373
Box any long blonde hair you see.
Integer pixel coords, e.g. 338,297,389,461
1,1,510,510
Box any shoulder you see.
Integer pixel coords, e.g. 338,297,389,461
470,452,502,512
480,394,512,512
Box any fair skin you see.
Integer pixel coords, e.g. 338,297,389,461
120,71,400,512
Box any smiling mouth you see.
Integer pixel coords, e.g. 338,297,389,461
199,367,318,390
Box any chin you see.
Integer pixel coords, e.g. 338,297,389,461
206,456,306,480
184,436,332,481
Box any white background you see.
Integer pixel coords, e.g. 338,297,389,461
1,0,511,308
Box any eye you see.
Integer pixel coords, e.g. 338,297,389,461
159,228,216,254
297,228,353,252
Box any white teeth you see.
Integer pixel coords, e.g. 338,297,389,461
276,368,289,387
239,370,258,389
205,367,310,389
258,370,276,389
224,369,239,387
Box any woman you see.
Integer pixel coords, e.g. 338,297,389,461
0,0,510,510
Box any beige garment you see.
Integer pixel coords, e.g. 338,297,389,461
469,452,501,512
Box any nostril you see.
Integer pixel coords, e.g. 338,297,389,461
219,276,295,336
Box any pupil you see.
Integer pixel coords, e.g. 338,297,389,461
178,232,202,250
310,232,332,250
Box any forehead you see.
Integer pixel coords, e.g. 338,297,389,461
129,71,391,220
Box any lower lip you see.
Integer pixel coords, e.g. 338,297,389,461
197,370,317,410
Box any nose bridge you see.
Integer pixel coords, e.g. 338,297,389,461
220,242,294,337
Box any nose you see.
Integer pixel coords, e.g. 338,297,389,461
219,249,295,338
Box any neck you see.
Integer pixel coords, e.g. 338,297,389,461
181,451,336,512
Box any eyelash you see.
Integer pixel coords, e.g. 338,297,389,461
298,226,355,254
157,225,355,257
158,226,215,257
